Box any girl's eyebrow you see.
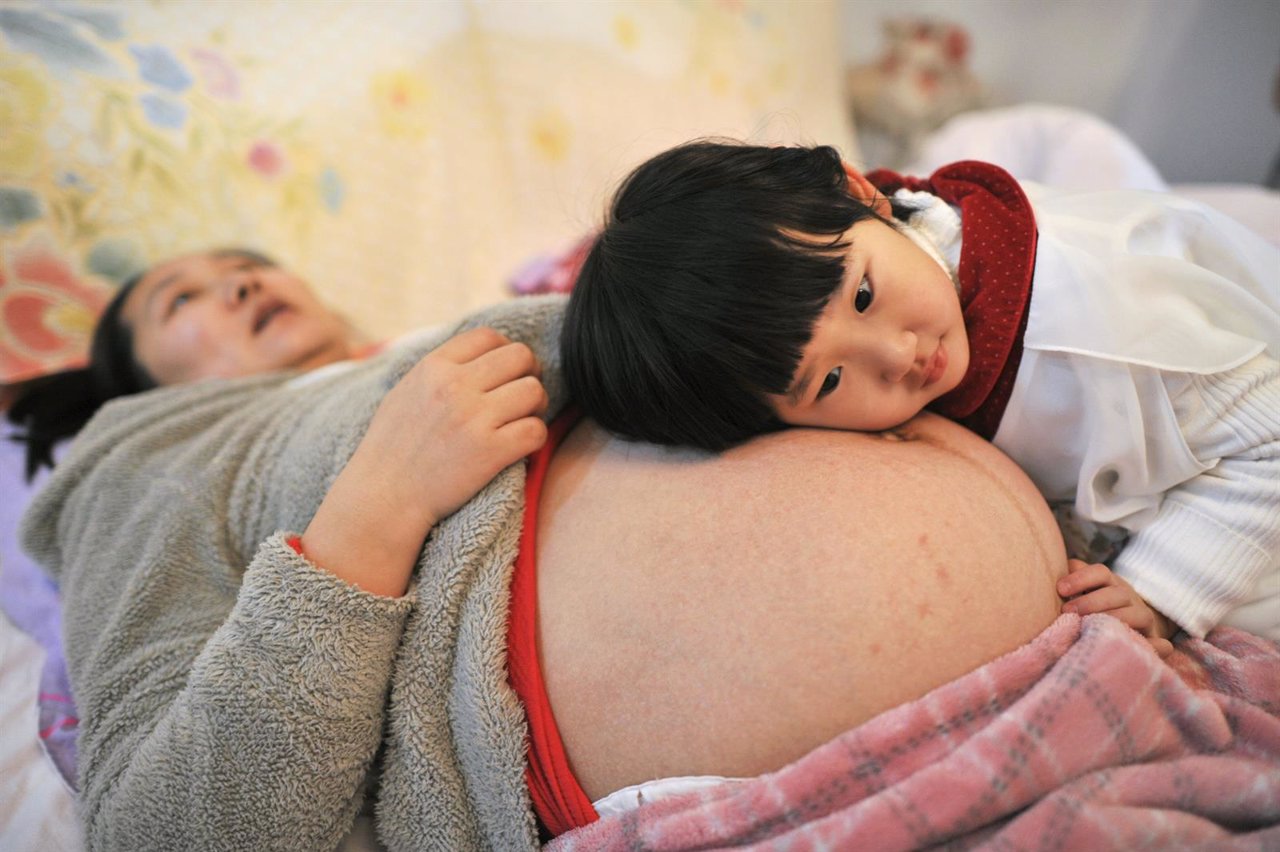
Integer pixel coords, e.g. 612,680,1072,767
787,364,816,407
785,255,860,406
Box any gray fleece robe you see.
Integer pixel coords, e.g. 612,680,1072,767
21,296,569,851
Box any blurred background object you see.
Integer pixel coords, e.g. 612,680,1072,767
1267,62,1280,189
841,0,1280,186
845,16,985,168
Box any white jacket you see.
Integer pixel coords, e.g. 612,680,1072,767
988,185,1280,639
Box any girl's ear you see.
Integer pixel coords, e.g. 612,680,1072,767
843,162,892,218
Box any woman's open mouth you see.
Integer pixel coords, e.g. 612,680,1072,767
252,301,289,334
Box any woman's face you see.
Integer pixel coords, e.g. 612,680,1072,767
122,250,353,386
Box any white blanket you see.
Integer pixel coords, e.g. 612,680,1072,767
0,611,81,851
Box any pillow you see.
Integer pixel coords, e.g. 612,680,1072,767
0,239,110,385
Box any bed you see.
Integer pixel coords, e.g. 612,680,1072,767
1,2,1277,849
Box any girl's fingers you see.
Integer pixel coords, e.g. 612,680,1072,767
1057,561,1112,598
1148,637,1175,658
1062,586,1131,616
1065,593,1157,634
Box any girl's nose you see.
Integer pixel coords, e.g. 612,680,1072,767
879,331,917,383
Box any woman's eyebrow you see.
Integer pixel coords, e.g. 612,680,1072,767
143,272,185,318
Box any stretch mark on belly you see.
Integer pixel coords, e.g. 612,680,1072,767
901,425,1055,578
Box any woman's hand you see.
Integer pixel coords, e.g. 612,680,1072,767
301,327,548,596
1058,559,1177,657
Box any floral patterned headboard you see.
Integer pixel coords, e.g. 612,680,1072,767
0,0,856,385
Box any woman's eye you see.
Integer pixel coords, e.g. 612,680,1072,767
817,366,842,399
169,291,195,313
854,278,873,313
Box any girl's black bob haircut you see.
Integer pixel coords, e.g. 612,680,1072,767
562,140,903,451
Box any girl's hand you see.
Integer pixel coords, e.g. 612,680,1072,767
1058,559,1177,658
301,327,548,596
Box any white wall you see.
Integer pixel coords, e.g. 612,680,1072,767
841,0,1280,184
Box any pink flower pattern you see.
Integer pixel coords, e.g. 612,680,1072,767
190,47,241,100
247,140,286,178
0,238,110,385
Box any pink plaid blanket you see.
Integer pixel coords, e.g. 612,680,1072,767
550,614,1280,850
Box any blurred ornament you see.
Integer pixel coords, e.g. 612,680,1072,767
846,17,985,168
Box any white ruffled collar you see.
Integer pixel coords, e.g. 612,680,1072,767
892,188,963,293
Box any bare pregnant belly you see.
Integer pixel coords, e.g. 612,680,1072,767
535,413,1067,801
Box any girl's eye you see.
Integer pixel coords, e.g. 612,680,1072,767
854,278,873,313
817,366,842,400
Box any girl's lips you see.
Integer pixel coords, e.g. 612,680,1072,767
922,343,948,388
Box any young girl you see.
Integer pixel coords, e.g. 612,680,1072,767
563,141,1280,648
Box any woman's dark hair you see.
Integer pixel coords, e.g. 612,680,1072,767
562,140,908,451
6,271,156,481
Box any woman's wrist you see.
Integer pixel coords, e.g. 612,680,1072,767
301,453,437,597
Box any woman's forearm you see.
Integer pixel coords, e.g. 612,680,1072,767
301,447,434,597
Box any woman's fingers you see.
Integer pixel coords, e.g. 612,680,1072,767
441,329,546,428
469,339,542,392
432,326,514,365
484,374,549,426
495,416,550,460
410,331,545,416
433,327,540,385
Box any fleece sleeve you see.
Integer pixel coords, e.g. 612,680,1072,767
68,530,411,852
1113,354,1280,639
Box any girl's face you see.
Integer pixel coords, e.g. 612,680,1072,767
122,250,353,386
768,217,969,432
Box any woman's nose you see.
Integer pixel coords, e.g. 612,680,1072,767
226,272,262,305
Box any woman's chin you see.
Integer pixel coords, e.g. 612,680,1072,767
275,334,352,373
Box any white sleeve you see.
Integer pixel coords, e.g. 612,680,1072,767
1113,354,1280,638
